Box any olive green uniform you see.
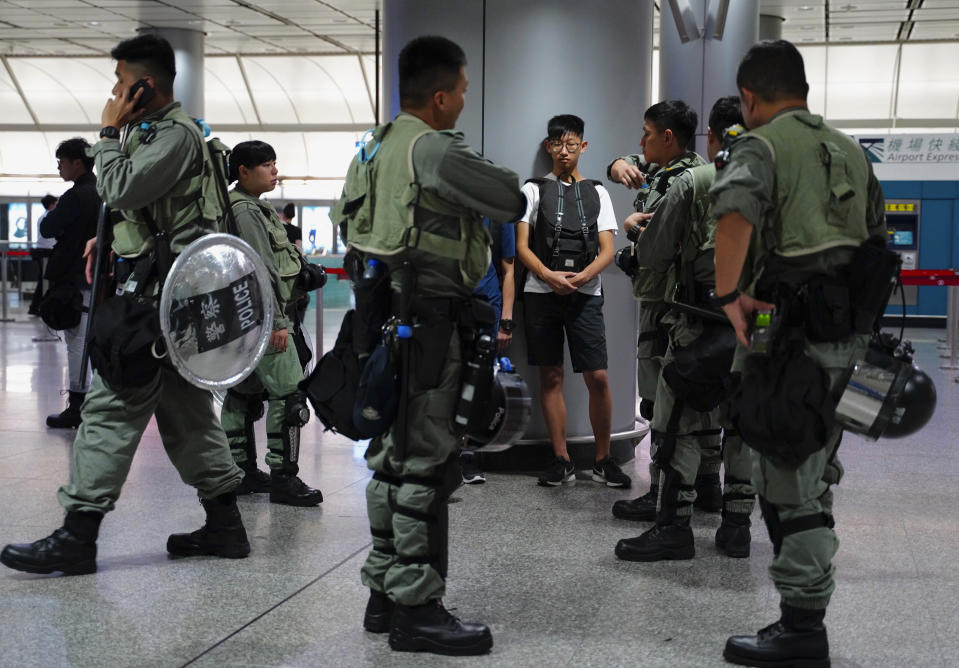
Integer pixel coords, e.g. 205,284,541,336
635,164,754,520
58,102,242,515
221,189,307,472
710,108,885,609
334,112,525,605
608,151,716,485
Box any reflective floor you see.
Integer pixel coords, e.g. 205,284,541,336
1,311,957,667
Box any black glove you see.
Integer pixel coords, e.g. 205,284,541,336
298,262,327,292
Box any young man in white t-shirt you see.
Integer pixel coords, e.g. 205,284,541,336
515,114,630,488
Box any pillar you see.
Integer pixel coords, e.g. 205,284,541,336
383,0,654,458
760,14,786,40
137,27,204,118
659,0,759,155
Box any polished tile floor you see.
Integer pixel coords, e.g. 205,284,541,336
1,312,956,667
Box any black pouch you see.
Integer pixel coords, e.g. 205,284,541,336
661,324,737,412
728,346,837,467
803,276,852,342
88,295,161,389
353,333,399,438
299,310,365,440
411,318,454,388
39,282,83,330
849,240,901,333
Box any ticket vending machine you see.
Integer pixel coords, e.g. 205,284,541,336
885,200,920,307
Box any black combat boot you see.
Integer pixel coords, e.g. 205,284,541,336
611,485,659,521
693,472,723,512
614,518,694,562
615,469,694,561
46,391,85,429
270,470,323,506
389,599,493,656
715,510,752,558
0,511,101,575
235,459,271,495
166,493,250,559
724,602,829,667
364,589,395,633
269,422,322,506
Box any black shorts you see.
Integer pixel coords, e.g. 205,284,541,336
523,291,608,372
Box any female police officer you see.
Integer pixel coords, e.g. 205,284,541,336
221,140,325,506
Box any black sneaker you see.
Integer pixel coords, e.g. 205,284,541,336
591,457,632,488
460,453,486,485
537,457,575,487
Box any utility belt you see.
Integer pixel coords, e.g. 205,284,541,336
757,240,900,346
670,281,729,325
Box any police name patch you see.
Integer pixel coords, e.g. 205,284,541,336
172,272,265,353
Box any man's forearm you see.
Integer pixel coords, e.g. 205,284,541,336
500,261,515,318
714,212,754,295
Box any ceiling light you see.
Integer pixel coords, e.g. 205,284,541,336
88,21,100,26
798,5,813,11
802,25,815,30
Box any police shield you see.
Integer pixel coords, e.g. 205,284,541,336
159,233,274,390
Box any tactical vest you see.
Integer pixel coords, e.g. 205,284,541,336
665,163,718,307
113,104,222,258
229,189,303,306
332,113,491,289
640,151,706,214
631,151,707,299
527,177,601,273
743,109,870,260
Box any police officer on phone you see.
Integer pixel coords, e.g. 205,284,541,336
711,40,886,667
1,34,248,577
333,36,525,656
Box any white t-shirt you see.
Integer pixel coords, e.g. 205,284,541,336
519,174,617,297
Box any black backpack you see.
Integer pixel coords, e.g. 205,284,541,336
299,309,365,440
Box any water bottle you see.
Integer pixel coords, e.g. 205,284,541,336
360,258,384,285
452,334,494,436
750,309,773,354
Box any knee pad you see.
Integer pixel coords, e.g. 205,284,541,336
284,390,311,428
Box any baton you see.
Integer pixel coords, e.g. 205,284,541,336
393,262,413,461
78,202,113,387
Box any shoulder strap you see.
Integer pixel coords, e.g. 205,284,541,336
206,137,240,236
402,130,468,261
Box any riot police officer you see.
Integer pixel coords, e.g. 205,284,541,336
607,102,724,521
615,96,756,563
1,34,248,576
332,36,525,656
222,140,325,506
711,40,886,667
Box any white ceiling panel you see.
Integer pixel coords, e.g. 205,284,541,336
897,42,959,119
0,63,34,124
7,57,113,124
824,44,898,118
909,21,959,39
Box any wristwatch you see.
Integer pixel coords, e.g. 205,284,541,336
99,126,120,140
499,318,515,332
710,288,740,307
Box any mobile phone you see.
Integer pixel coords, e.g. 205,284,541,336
128,78,155,110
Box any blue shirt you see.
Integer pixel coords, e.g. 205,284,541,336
473,220,516,335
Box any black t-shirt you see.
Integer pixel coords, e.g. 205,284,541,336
284,223,302,246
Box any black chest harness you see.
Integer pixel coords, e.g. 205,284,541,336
527,177,601,273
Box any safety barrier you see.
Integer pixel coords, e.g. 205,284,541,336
900,270,959,375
